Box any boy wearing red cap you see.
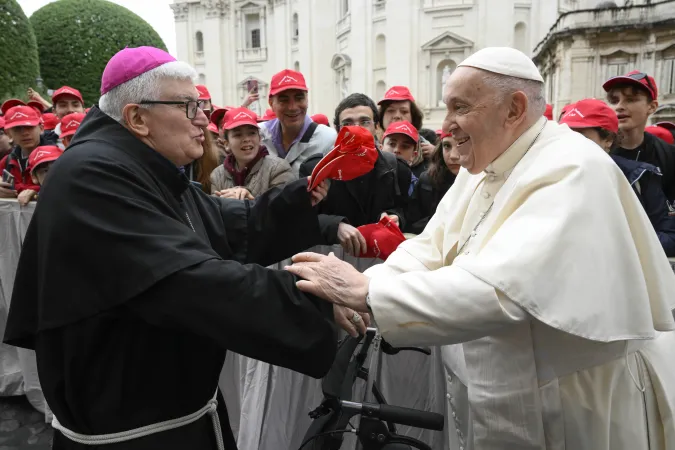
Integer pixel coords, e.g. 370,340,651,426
560,98,675,256
59,112,86,148
0,106,45,198
260,69,337,175
603,70,675,203
16,145,63,205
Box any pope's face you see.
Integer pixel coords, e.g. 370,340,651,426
441,67,509,174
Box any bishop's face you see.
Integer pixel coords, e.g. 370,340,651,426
441,67,510,174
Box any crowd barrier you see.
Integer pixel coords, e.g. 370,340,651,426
2,198,675,449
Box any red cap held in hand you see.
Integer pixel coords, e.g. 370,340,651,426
559,99,618,134
378,86,415,105
59,112,86,138
308,126,378,191
646,125,675,145
357,216,406,261
269,69,308,97
28,145,63,174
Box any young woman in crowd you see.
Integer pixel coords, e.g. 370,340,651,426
210,107,295,199
192,130,219,194
377,85,433,170
405,132,460,234
560,98,675,256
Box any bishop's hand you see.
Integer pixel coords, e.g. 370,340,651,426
285,252,370,313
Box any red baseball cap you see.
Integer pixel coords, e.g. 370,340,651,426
357,216,406,260
196,84,211,101
440,131,453,139
260,109,276,122
655,122,675,131
544,104,553,120
382,121,419,143
435,129,442,136
41,113,59,131
222,107,259,130
3,106,42,129
27,101,45,113
269,69,308,97
603,70,658,100
559,99,618,134
28,145,63,174
311,114,329,126
378,86,415,105
59,112,86,138
210,106,233,129
207,122,218,134
645,125,675,145
308,125,378,191
52,86,84,105
1,99,26,115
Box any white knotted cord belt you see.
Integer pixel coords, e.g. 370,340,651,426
51,390,225,450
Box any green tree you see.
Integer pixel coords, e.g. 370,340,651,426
30,0,167,105
0,0,41,101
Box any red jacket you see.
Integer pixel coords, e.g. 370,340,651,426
0,147,41,193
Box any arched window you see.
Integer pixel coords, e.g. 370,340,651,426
374,34,386,68
514,22,527,54
195,31,204,52
331,53,352,101
375,81,386,102
292,13,299,42
294,61,300,72
437,59,456,106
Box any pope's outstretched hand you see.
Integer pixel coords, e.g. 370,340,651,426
285,252,370,313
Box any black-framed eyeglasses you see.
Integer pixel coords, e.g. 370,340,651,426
139,99,207,119
625,72,655,95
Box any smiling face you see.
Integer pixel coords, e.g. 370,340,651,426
606,86,657,133
441,67,517,174
270,89,308,132
225,125,261,167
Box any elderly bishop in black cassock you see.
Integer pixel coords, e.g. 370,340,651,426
3,47,360,450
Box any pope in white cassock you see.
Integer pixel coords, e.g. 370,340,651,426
287,47,675,450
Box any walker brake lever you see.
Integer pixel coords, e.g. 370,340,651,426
381,339,431,356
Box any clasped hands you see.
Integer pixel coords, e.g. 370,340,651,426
285,252,371,337
214,180,329,207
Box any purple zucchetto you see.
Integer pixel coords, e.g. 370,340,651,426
101,46,176,95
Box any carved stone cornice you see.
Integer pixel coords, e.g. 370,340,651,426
201,0,230,18
170,2,190,22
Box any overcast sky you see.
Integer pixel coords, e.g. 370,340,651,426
18,0,177,56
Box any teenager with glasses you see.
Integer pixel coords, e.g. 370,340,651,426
603,70,675,203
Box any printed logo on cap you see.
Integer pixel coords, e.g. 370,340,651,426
387,89,400,96
64,119,81,129
33,149,51,159
394,123,413,134
233,111,254,120
279,75,298,84
564,108,585,119
10,111,30,120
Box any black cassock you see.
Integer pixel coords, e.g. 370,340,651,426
3,107,337,450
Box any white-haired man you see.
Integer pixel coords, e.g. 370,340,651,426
3,47,365,450
287,47,675,449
